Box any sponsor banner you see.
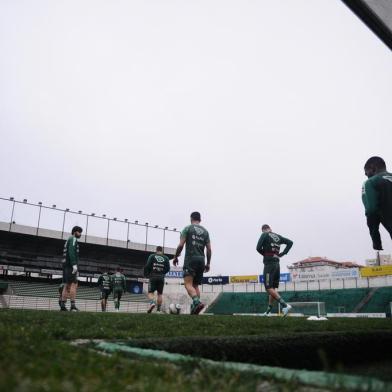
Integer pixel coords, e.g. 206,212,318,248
360,265,392,277
79,272,95,278
166,270,184,278
8,265,25,272
25,267,41,273
41,269,62,275
0,264,8,270
327,313,386,318
202,276,229,285
291,268,359,282
93,274,102,279
137,277,149,283
230,275,258,284
259,273,291,283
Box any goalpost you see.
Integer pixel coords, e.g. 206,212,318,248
278,302,326,318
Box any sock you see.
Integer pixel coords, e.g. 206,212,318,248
192,296,200,306
278,298,287,308
157,304,161,311
266,305,273,314
60,300,65,308
71,300,76,308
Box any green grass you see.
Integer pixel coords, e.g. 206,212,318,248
1,309,391,391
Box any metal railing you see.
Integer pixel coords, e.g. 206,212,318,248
1,196,179,252
0,294,150,313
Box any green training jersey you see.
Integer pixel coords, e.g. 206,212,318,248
362,171,392,219
144,253,170,279
111,272,126,292
256,232,293,263
98,273,112,290
63,236,79,266
181,224,210,261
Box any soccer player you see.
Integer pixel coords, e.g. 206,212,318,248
112,267,126,312
60,226,82,311
97,269,112,312
362,156,392,253
173,211,211,315
256,224,293,317
144,246,170,313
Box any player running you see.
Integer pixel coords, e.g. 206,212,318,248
97,269,112,312
173,211,212,315
362,156,392,253
60,226,82,311
256,224,293,317
144,246,170,313
111,268,126,312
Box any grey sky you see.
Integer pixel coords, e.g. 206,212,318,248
1,0,391,276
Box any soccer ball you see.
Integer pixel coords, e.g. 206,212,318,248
168,303,181,314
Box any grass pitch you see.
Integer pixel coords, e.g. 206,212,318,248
1,309,391,391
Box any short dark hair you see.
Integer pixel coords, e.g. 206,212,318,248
71,226,83,234
364,156,386,170
261,224,270,231
190,211,201,221
156,246,163,252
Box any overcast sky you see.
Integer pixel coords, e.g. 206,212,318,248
1,0,391,276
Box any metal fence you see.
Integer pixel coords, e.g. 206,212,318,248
0,196,179,251
0,295,150,313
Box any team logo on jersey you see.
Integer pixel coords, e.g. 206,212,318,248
194,227,204,236
155,256,165,263
269,233,280,243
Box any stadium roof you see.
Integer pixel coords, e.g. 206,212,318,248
341,0,392,51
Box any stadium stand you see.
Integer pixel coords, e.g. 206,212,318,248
208,287,392,316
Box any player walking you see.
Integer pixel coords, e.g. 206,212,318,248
256,224,293,317
60,226,82,311
362,156,392,253
97,269,112,312
111,268,126,312
173,212,212,315
144,246,170,313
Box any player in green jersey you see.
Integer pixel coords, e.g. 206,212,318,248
97,269,112,312
60,226,82,311
173,212,212,315
112,267,126,311
144,246,170,313
256,224,293,317
362,156,392,253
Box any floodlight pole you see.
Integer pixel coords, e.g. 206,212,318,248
61,210,68,239
85,215,89,243
126,222,130,249
9,199,15,231
145,224,149,251
163,228,166,252
106,219,110,246
36,203,42,236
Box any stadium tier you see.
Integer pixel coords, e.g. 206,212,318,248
208,287,392,316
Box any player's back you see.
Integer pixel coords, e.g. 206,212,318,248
183,224,210,260
112,273,125,290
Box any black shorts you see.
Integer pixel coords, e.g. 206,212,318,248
113,289,123,300
183,257,205,286
100,289,111,300
263,261,280,289
62,265,78,284
148,278,164,295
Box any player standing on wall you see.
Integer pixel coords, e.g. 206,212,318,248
173,212,212,315
362,156,392,256
60,226,82,311
256,224,293,317
144,246,170,313
112,267,126,312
